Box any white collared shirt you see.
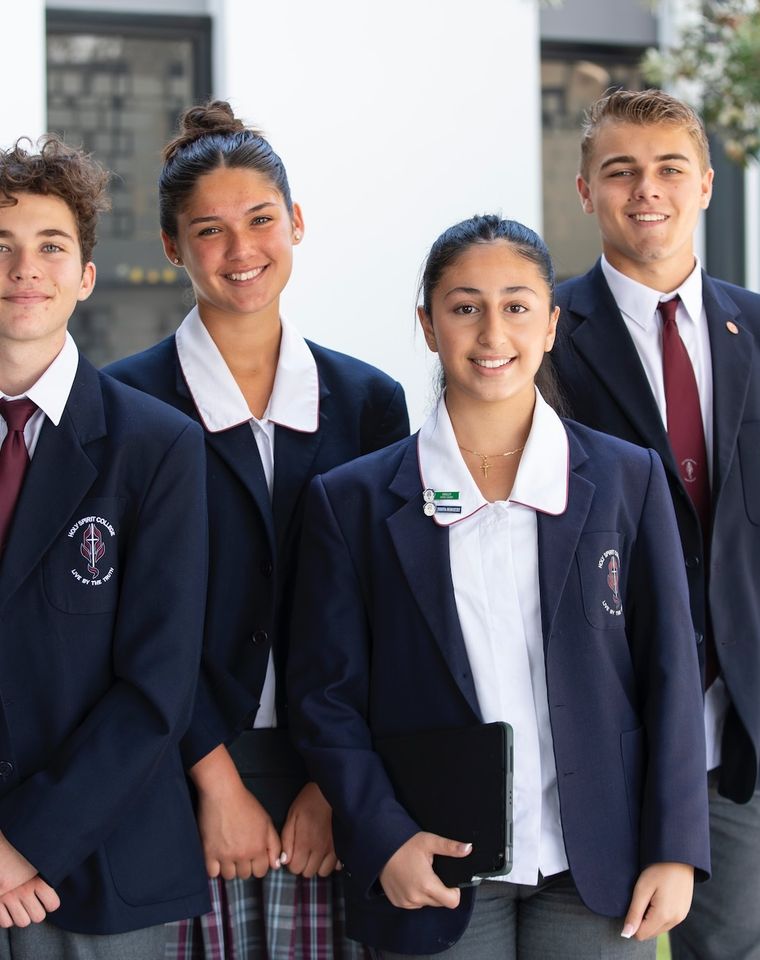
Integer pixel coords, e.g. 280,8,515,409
417,389,570,885
0,333,79,457
601,257,725,771
176,307,319,729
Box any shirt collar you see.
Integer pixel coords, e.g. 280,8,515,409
2,332,79,425
417,389,569,526
175,306,319,434
601,255,704,330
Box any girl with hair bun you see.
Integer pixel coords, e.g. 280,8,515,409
107,100,408,959
288,215,710,959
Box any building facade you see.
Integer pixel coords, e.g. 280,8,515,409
4,0,758,426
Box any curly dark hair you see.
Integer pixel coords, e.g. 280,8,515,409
0,135,110,264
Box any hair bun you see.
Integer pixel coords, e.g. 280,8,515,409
163,100,254,163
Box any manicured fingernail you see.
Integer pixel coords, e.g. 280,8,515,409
280,852,289,865
463,843,473,854
621,924,635,939
274,857,281,869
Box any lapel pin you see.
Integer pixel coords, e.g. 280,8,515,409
423,502,436,517
423,488,435,503
726,321,739,335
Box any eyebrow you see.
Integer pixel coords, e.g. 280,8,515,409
188,201,278,226
599,153,692,171
444,284,538,298
0,228,76,241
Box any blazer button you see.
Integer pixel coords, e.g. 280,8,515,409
695,632,704,646
253,630,269,646
260,559,273,578
0,761,14,779
685,555,700,568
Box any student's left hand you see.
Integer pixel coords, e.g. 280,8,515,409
622,861,695,940
0,876,61,928
0,833,37,897
280,782,339,878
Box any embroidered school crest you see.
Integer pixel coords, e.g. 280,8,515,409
67,515,116,586
598,548,623,616
81,523,105,577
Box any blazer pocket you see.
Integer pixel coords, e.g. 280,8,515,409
106,772,207,906
43,498,125,614
620,726,645,835
576,532,626,629
738,421,760,525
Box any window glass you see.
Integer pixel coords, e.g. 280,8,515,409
47,17,210,364
542,50,644,280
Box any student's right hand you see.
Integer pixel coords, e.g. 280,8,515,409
190,744,282,880
196,779,281,880
379,832,471,909
0,876,60,928
0,833,37,897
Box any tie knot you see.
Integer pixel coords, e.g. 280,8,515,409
0,397,38,433
658,295,681,327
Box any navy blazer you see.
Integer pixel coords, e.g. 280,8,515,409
553,262,760,803
288,424,710,955
105,336,409,759
0,355,209,934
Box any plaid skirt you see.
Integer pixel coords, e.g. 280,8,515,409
166,871,369,960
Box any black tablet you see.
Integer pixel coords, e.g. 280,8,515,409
375,721,513,887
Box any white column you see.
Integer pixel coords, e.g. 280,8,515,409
746,160,760,293
0,0,46,147
210,0,541,427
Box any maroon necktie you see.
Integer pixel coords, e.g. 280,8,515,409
659,296,710,530
0,398,38,553
659,296,717,683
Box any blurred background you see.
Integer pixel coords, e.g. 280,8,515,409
5,0,759,427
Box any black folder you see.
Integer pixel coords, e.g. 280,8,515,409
375,721,513,887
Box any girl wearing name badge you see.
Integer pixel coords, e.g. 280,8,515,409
288,216,710,959
105,101,408,959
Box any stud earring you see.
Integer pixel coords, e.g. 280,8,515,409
293,232,301,242
173,257,181,265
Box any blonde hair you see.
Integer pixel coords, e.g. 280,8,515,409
580,89,711,180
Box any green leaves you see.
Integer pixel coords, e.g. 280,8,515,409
641,0,760,165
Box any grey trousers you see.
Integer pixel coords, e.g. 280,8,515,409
0,921,166,960
670,778,760,960
378,872,656,960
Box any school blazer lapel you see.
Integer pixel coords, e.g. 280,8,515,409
0,357,104,610
703,274,752,504
567,263,680,481
536,431,595,646
271,379,328,559
386,438,482,721
205,427,276,553
171,352,277,555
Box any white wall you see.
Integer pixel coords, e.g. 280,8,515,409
746,161,760,294
213,0,542,427
1,0,46,147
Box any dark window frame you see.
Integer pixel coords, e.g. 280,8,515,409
46,9,212,102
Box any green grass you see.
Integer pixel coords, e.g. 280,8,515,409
657,934,672,959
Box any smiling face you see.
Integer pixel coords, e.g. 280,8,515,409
0,191,95,357
163,165,303,329
577,120,713,290
418,240,559,417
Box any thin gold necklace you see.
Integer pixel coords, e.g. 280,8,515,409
458,444,525,478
